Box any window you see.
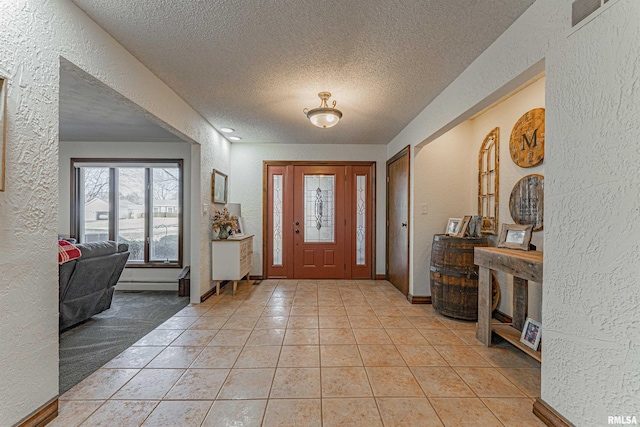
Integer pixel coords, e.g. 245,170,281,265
478,128,499,235
71,159,183,267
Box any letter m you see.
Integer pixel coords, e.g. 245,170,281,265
520,129,538,150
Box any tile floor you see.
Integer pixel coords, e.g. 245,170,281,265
53,280,544,426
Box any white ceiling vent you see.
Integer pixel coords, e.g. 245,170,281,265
570,0,619,32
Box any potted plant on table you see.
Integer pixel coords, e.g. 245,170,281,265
211,207,238,240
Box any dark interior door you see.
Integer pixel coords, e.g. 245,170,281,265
387,147,410,295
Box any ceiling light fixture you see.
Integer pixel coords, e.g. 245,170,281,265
220,127,234,133
303,92,342,129
229,136,242,141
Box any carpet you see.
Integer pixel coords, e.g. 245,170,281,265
59,290,190,394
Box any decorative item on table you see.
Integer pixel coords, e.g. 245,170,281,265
226,203,243,236
456,216,472,237
234,217,246,236
211,207,238,240
467,215,483,238
509,108,545,168
520,317,542,351
445,218,463,236
497,223,533,251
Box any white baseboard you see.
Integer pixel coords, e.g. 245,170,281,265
115,282,178,292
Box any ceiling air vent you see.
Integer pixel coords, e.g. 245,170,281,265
572,0,601,27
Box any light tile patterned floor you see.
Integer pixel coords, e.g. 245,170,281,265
53,280,544,426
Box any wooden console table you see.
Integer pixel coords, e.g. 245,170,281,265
475,247,543,361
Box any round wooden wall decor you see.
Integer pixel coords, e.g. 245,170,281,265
509,174,544,231
509,108,545,167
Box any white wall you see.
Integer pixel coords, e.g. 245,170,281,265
412,121,476,296
58,140,192,291
0,1,229,424
470,76,545,320
230,143,387,276
412,78,545,317
386,0,640,425
544,1,640,422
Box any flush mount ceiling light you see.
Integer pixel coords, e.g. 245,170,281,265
220,127,234,133
303,92,342,129
229,136,242,141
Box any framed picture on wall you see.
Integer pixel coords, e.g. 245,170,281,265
520,317,542,350
211,169,228,204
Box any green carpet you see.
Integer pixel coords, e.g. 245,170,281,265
59,290,189,394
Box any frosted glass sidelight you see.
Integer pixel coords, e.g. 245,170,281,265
356,175,366,265
273,175,283,265
304,175,335,242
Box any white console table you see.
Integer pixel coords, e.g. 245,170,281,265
211,235,254,296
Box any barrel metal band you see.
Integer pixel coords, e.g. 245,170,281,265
433,246,475,253
430,265,478,279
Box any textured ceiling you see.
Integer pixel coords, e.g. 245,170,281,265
59,62,184,142
72,0,535,145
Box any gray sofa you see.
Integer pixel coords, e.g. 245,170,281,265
59,241,130,330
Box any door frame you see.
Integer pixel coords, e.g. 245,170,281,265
262,161,376,279
386,146,411,284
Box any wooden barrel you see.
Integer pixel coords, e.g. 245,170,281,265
430,234,488,320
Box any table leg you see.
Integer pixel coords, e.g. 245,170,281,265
513,277,528,331
477,266,492,346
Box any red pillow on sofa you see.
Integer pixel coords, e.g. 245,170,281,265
58,240,82,264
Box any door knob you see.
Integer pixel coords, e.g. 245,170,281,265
401,223,408,227
295,229,300,234
295,221,300,226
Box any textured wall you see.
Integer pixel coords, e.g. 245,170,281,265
58,140,192,291
387,0,640,424
412,121,476,296
390,0,562,299
230,143,387,276
470,77,545,320
544,1,640,423
0,1,228,424
412,78,545,318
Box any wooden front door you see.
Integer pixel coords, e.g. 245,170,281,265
265,162,375,279
293,165,346,279
387,147,410,295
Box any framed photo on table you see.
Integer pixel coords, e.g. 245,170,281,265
234,217,246,237
456,216,472,237
446,218,462,236
497,223,533,250
520,317,542,350
211,169,228,204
